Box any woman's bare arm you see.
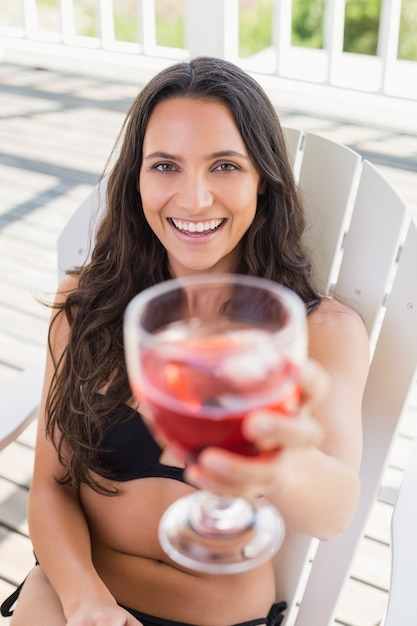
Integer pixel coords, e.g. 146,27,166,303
27,275,136,624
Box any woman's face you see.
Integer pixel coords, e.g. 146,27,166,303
139,97,263,277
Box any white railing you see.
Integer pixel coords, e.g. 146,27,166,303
1,0,416,101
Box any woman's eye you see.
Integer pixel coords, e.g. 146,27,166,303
214,162,238,172
154,163,177,172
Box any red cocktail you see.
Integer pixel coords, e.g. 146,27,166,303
136,323,301,461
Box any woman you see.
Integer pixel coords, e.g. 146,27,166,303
4,57,369,626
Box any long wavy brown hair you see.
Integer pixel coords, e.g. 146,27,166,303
46,56,321,493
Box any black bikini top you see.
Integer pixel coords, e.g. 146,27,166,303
93,397,185,484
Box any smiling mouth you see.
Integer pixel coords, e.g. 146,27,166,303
169,218,226,234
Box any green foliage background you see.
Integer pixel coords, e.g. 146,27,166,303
291,0,416,60
30,0,417,62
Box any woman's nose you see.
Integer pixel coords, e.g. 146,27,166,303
175,173,213,213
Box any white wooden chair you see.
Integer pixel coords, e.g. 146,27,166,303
0,180,107,453
1,131,416,625
274,129,417,625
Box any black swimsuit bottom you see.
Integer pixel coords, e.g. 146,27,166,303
120,602,287,626
0,583,286,625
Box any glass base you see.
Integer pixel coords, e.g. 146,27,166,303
158,491,285,574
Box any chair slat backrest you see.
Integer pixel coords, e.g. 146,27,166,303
272,134,417,626
334,160,407,339
282,127,303,171
57,178,108,281
297,132,362,293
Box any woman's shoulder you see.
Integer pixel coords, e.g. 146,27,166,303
307,296,370,365
47,274,81,358
309,295,364,324
308,296,369,347
54,273,80,304
48,274,80,336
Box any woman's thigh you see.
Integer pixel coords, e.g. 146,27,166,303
10,566,66,626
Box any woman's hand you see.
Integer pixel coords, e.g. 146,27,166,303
184,359,329,499
66,601,141,625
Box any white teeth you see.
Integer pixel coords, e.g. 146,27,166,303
171,218,224,233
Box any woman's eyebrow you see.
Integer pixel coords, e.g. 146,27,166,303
209,150,249,160
143,151,183,161
143,150,249,161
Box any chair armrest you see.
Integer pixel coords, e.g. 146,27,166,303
0,368,44,450
383,436,417,625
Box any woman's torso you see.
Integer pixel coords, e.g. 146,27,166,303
79,399,276,626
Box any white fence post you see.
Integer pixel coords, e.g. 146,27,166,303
22,0,38,38
324,0,346,84
185,0,239,60
272,0,293,76
378,0,402,94
97,0,115,48
138,0,157,55
58,0,76,42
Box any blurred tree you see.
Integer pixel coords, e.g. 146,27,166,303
291,0,325,49
343,0,381,55
239,0,273,57
398,0,417,61
30,0,417,63
291,0,416,61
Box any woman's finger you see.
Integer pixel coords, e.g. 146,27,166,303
243,412,324,450
185,447,288,497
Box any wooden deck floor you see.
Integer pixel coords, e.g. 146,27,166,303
1,61,417,626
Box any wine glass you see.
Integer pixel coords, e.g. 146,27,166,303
124,273,307,574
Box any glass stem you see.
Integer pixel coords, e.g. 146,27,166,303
189,491,255,536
